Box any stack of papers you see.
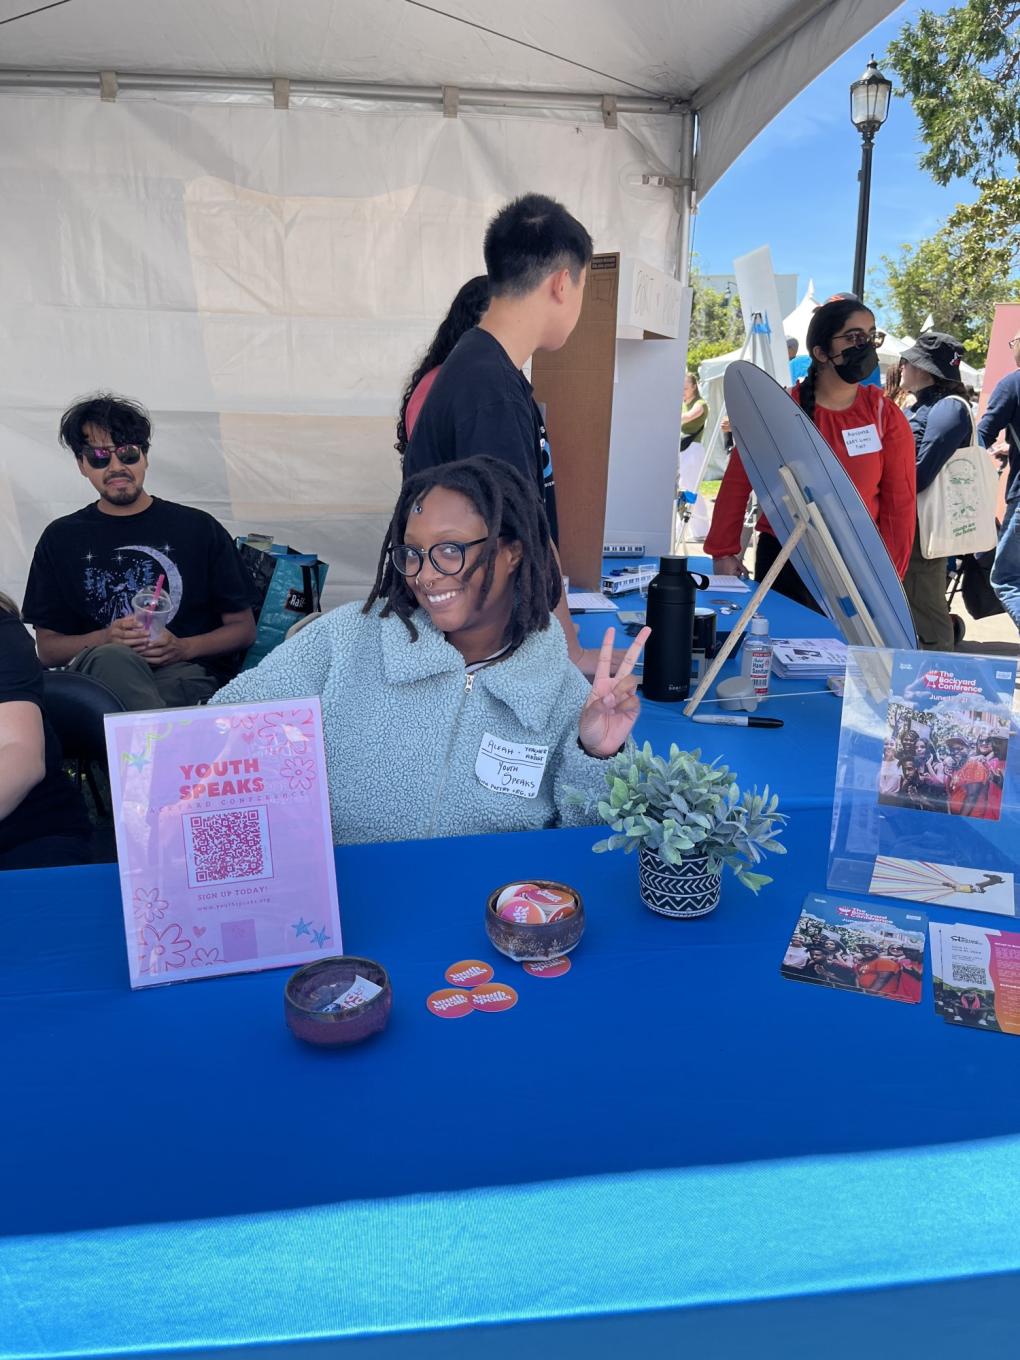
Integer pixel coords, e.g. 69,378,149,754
771,637,848,679
567,591,617,613
705,575,750,593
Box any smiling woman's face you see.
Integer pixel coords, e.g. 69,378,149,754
399,487,522,648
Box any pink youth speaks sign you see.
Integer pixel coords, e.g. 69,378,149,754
105,698,342,989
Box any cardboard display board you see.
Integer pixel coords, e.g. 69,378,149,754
532,253,620,589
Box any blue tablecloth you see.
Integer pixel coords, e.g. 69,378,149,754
578,558,844,808
4,817,1020,1355
4,576,1020,1357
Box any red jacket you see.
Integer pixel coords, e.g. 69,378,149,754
703,383,916,577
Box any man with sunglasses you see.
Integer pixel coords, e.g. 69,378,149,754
22,394,256,710
978,328,1020,630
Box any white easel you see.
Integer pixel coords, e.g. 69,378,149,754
683,465,886,716
671,312,776,554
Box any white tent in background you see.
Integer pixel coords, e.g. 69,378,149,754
781,279,820,352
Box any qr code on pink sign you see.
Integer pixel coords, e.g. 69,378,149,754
183,807,273,888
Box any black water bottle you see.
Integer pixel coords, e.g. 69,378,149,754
640,556,708,701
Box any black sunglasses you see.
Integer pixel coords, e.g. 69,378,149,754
79,443,145,470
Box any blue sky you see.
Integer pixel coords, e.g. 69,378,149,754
694,0,974,324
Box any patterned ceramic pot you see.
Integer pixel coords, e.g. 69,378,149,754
638,846,722,918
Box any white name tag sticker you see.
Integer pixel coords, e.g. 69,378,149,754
475,732,549,800
842,423,881,456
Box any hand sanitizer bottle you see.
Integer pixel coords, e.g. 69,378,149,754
740,614,773,697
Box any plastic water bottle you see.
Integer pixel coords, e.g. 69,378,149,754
740,615,773,697
641,556,707,702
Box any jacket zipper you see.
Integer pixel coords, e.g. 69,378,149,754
425,671,474,839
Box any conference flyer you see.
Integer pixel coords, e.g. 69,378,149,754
105,698,342,989
781,892,925,1004
930,921,1020,1036
828,649,1019,915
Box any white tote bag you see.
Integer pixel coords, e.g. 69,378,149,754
916,395,999,558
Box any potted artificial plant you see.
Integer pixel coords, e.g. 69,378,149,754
583,741,787,918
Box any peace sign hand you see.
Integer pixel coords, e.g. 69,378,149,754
578,625,651,758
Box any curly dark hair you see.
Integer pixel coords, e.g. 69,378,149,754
798,294,874,425
363,456,560,647
395,276,490,458
59,393,152,457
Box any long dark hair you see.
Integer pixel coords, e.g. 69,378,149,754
395,276,490,457
364,456,560,648
798,294,874,425
927,376,970,402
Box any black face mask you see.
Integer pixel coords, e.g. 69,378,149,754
832,342,878,385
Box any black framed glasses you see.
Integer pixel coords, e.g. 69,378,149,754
80,443,144,470
831,328,885,347
1008,338,1020,350
389,536,489,577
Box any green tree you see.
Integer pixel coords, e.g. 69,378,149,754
886,1,1020,185
881,1,1020,360
688,259,745,359
874,219,1020,365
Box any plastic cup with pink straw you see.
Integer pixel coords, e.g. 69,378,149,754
131,573,171,640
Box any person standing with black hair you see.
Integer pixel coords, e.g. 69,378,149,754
899,331,973,650
395,275,490,457
705,295,915,610
403,193,605,673
212,457,649,846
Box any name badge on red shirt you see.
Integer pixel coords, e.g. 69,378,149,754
842,423,881,457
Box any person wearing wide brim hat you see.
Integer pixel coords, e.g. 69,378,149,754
899,330,973,651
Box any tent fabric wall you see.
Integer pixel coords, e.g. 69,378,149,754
0,96,678,606
0,0,903,606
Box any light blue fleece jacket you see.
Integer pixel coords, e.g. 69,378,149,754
211,603,606,845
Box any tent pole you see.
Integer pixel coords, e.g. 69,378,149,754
674,108,696,287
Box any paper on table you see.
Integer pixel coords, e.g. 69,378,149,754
567,591,618,612
705,575,750,592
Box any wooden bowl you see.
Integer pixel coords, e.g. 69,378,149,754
485,880,585,963
284,956,392,1047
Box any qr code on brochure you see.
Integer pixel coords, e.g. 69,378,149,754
951,961,989,987
182,807,274,888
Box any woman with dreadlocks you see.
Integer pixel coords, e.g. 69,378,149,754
704,294,915,610
212,457,649,844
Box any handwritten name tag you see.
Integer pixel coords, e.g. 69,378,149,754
475,732,549,799
842,423,881,456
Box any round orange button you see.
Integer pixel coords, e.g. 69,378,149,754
523,956,572,978
498,899,546,925
544,905,577,923
470,982,519,1012
426,988,474,1019
496,882,538,908
444,959,495,987
522,886,575,911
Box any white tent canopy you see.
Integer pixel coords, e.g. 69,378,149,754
0,0,901,605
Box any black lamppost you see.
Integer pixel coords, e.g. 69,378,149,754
850,56,892,300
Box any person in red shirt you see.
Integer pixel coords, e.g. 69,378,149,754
855,945,901,994
944,738,991,818
395,275,490,460
705,294,916,609
890,947,923,1003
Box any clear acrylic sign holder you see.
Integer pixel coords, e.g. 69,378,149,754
828,647,1020,917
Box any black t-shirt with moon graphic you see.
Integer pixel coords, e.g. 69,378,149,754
22,497,256,679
